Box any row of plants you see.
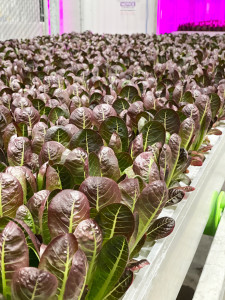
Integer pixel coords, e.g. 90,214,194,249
0,32,225,300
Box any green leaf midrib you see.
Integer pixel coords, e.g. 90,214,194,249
0,180,2,217
166,143,181,187
30,279,38,300
69,200,76,233
20,139,25,166
143,124,151,151
94,239,126,300
86,229,98,285
109,206,122,239
57,245,71,300
103,271,130,300
1,239,6,298
130,189,166,253
78,262,88,300
147,219,172,238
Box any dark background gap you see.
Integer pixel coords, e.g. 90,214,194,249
176,234,214,300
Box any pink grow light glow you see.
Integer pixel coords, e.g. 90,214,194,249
59,0,64,35
157,0,225,34
47,0,51,35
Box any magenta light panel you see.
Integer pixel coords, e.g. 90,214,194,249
157,0,225,34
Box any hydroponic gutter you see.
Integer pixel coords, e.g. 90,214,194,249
124,126,225,300
172,31,225,36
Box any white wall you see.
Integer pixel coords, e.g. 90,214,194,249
0,0,158,41
48,0,158,36
62,0,81,33
81,0,158,34
0,0,44,41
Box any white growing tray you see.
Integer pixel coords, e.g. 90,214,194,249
123,126,225,300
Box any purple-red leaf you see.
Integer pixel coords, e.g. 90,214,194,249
0,221,29,298
119,177,140,212
74,219,102,284
130,180,168,253
64,250,88,300
12,267,58,300
39,141,65,166
79,177,121,211
98,146,120,181
0,173,23,217
48,189,90,239
39,233,78,299
147,217,175,240
133,152,160,184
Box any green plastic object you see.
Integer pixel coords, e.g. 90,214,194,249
219,191,225,210
204,191,225,236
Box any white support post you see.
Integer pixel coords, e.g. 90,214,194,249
43,0,50,35
49,0,60,35
146,0,158,34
